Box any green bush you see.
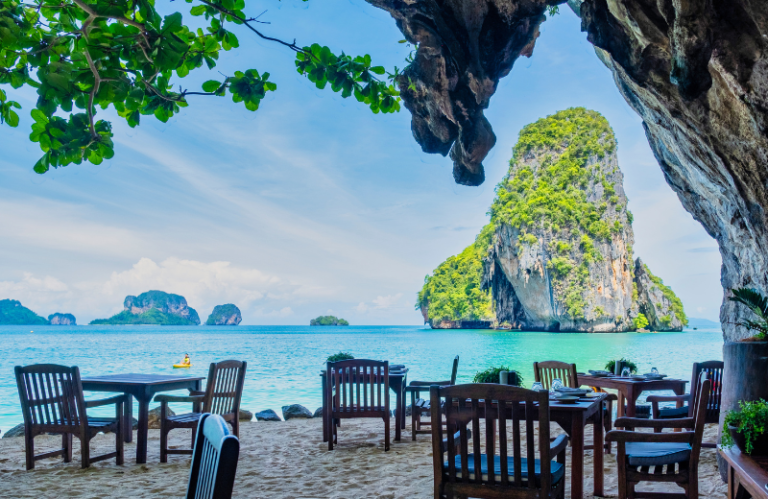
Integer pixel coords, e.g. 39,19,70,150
722,400,768,454
633,313,649,330
326,352,355,363
605,358,637,374
472,366,524,386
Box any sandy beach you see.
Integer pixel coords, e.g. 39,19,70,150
0,417,727,498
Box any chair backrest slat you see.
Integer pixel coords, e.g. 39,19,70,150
534,360,578,389
450,355,460,385
691,361,723,422
203,360,247,418
432,383,553,496
186,413,240,499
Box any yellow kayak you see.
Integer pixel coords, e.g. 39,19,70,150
173,363,191,368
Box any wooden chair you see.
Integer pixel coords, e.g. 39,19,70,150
185,413,240,499
647,360,724,448
14,364,124,470
534,360,617,453
431,383,568,499
155,360,247,462
406,355,459,440
326,359,390,451
606,372,710,499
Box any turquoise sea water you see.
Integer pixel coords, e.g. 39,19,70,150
0,325,724,433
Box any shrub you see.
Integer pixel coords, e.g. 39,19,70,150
633,313,649,330
326,352,354,363
722,400,768,454
473,366,524,386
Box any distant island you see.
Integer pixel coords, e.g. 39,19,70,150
310,315,349,326
91,290,201,325
48,313,76,325
0,299,49,325
206,304,242,325
418,109,687,332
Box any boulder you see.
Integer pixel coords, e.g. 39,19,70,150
281,404,312,420
148,406,175,429
312,407,323,418
239,409,253,421
255,409,281,422
3,423,25,438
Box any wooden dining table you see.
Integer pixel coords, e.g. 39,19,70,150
578,373,688,417
452,393,606,499
320,367,408,442
81,373,205,464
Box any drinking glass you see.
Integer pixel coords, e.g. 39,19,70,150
621,367,631,378
551,378,563,395
531,382,544,392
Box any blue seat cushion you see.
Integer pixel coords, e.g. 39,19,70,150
658,406,689,418
625,442,691,466
446,454,564,485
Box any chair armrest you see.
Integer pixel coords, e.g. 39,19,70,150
549,434,568,457
408,380,451,388
85,395,124,408
646,394,689,404
606,430,694,443
154,394,205,404
614,416,694,429
188,390,205,396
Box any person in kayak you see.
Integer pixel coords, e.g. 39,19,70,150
182,353,190,366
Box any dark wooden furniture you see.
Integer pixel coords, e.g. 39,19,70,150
81,373,204,464
186,413,240,499
321,365,408,443
326,359,391,451
445,387,606,499
534,360,579,389
606,373,710,499
719,446,768,499
648,360,724,447
155,360,247,462
15,364,124,470
431,383,568,499
406,355,459,440
579,373,688,417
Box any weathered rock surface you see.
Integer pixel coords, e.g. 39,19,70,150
633,259,685,332
48,313,76,325
282,404,313,420
206,304,242,326
148,406,175,429
366,0,768,343
91,290,200,325
255,409,281,422
312,407,323,418
239,409,253,421
2,423,25,438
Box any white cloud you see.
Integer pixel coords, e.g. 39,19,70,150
355,293,403,313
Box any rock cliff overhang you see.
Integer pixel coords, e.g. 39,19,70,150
366,0,768,341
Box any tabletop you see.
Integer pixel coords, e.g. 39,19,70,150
720,447,768,499
454,393,607,412
578,373,688,387
81,373,205,386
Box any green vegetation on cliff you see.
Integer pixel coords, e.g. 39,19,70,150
0,299,49,325
643,264,688,326
90,309,199,325
490,108,619,243
416,230,493,323
310,316,349,326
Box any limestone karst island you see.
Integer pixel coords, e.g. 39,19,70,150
418,109,687,332
3,0,758,496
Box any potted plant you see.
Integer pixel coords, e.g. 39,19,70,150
473,366,524,386
721,399,768,455
605,358,637,375
326,352,354,363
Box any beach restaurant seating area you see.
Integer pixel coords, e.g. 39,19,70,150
8,357,730,499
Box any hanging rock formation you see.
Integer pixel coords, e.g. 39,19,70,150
366,0,768,342
419,109,686,332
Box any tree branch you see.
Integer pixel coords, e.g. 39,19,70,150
82,49,100,139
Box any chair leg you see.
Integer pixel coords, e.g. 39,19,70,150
191,424,197,449
328,416,334,451
160,402,168,463
81,436,91,469
25,432,34,471
617,445,628,499
411,392,417,441
604,400,613,454
62,433,72,463
384,415,390,451
688,466,698,499
232,418,239,438
116,416,124,466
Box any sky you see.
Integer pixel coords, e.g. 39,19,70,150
0,0,722,325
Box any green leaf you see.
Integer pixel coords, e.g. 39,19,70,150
6,110,19,127
202,80,220,92
370,66,386,75
190,5,206,16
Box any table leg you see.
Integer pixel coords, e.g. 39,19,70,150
617,391,626,418
625,385,637,417
136,396,150,464
322,375,328,443
400,376,407,431
123,394,133,443
192,379,202,413
593,406,604,496
571,411,585,499
394,380,402,442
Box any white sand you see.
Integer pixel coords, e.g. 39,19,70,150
0,419,727,498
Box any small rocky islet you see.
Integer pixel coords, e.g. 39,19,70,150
0,299,76,326
310,315,349,326
91,291,242,326
418,108,687,333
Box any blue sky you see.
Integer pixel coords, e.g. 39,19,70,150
0,1,721,324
